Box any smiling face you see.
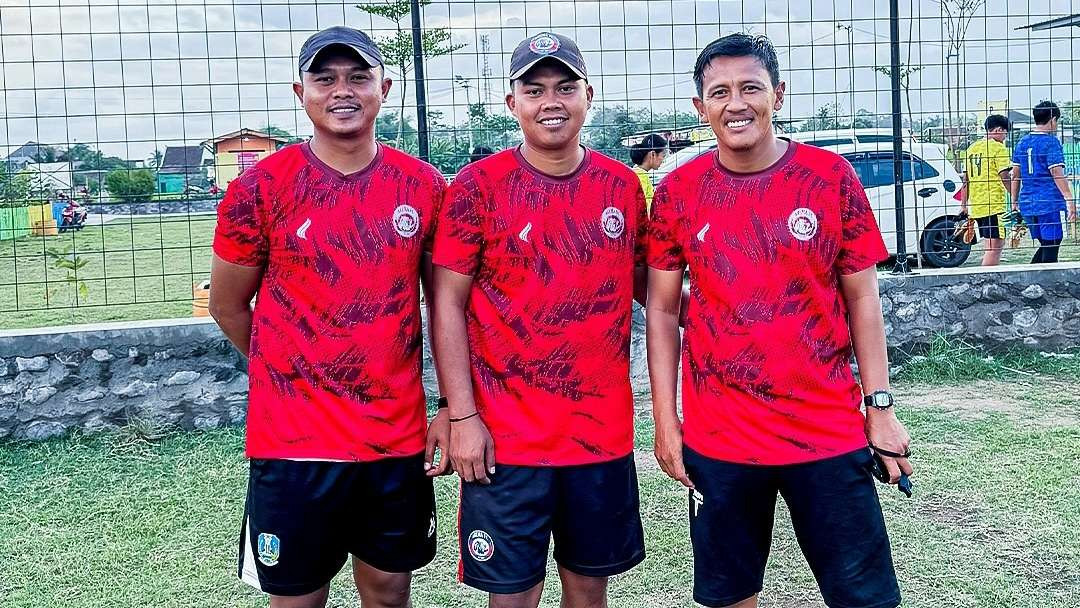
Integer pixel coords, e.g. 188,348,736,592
506,61,593,155
292,48,391,140
692,55,785,158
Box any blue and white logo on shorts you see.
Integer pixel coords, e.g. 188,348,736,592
257,533,281,567
468,530,494,562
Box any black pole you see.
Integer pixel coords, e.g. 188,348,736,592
410,0,429,161
888,0,910,274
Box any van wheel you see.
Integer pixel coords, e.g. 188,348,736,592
919,216,971,268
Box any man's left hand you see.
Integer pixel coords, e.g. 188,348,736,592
865,408,913,484
425,408,451,477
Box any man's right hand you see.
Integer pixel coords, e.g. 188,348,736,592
450,415,496,484
654,418,694,489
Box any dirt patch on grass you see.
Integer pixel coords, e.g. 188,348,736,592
896,380,1079,427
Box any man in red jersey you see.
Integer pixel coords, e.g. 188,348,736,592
432,32,647,608
647,34,912,608
209,26,449,608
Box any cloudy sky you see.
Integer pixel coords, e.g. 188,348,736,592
1,0,1078,160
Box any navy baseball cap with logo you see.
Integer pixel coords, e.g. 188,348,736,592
298,26,384,72
508,32,588,81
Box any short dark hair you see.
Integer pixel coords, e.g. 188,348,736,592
630,134,668,165
693,33,780,97
984,114,1010,131
1033,101,1060,125
470,146,494,162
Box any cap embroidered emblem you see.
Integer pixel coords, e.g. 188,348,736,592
529,33,560,56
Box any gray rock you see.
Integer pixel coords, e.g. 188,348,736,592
0,381,18,397
1023,337,1040,347
980,284,1009,302
23,421,66,441
112,380,155,398
194,414,222,431
229,404,247,424
153,349,174,361
15,356,49,372
895,302,920,323
90,349,113,362
0,358,8,378
164,371,201,386
128,347,139,358
1013,308,1039,328
24,386,57,405
879,297,893,317
75,388,106,403
54,351,84,367
1021,284,1046,300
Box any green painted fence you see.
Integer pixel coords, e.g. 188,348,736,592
0,206,31,241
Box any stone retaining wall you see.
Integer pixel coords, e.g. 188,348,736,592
2,263,1077,441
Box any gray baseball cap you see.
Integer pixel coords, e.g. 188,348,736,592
299,26,384,72
508,32,588,81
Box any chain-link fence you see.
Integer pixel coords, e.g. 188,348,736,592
1,0,1077,329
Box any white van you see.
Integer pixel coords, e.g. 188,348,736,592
653,129,970,267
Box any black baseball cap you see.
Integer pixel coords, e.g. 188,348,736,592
508,32,588,81
298,26,384,72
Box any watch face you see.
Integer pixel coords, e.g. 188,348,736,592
872,392,893,408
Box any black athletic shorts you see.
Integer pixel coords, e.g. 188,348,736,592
684,447,901,608
237,454,436,597
975,214,1003,240
458,454,645,594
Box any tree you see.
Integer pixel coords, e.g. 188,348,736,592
105,169,156,203
800,103,844,132
0,169,31,208
934,0,987,146
355,1,466,145
585,106,699,163
147,149,164,170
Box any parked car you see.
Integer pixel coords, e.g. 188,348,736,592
654,129,970,267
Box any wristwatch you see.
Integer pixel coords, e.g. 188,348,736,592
863,390,895,411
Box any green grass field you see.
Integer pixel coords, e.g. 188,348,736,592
0,216,215,329
2,360,1078,608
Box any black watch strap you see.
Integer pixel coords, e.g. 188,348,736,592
437,396,448,409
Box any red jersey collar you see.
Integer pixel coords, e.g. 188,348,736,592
301,141,384,182
713,138,797,179
512,144,592,183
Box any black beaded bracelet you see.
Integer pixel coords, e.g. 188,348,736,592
449,412,479,423
437,396,448,409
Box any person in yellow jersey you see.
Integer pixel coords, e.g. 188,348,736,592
961,114,1012,266
630,133,668,213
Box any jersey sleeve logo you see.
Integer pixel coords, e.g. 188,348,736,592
467,529,495,562
788,207,819,242
601,207,625,239
393,204,420,238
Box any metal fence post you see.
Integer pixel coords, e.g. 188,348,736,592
410,0,430,161
889,0,911,274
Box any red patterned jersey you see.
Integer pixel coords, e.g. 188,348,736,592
213,143,446,461
648,142,889,465
433,148,647,466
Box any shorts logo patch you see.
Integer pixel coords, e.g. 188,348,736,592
529,33,560,56
788,207,818,242
467,529,495,562
427,514,436,538
393,204,420,238
600,207,625,239
257,533,280,567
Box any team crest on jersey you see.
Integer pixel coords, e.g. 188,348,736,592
467,530,495,562
787,207,818,242
393,204,420,238
257,533,280,567
600,207,625,239
529,33,560,56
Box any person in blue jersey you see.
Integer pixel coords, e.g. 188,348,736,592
1009,101,1078,264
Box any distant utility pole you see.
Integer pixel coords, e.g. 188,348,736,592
836,22,856,131
479,34,493,106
